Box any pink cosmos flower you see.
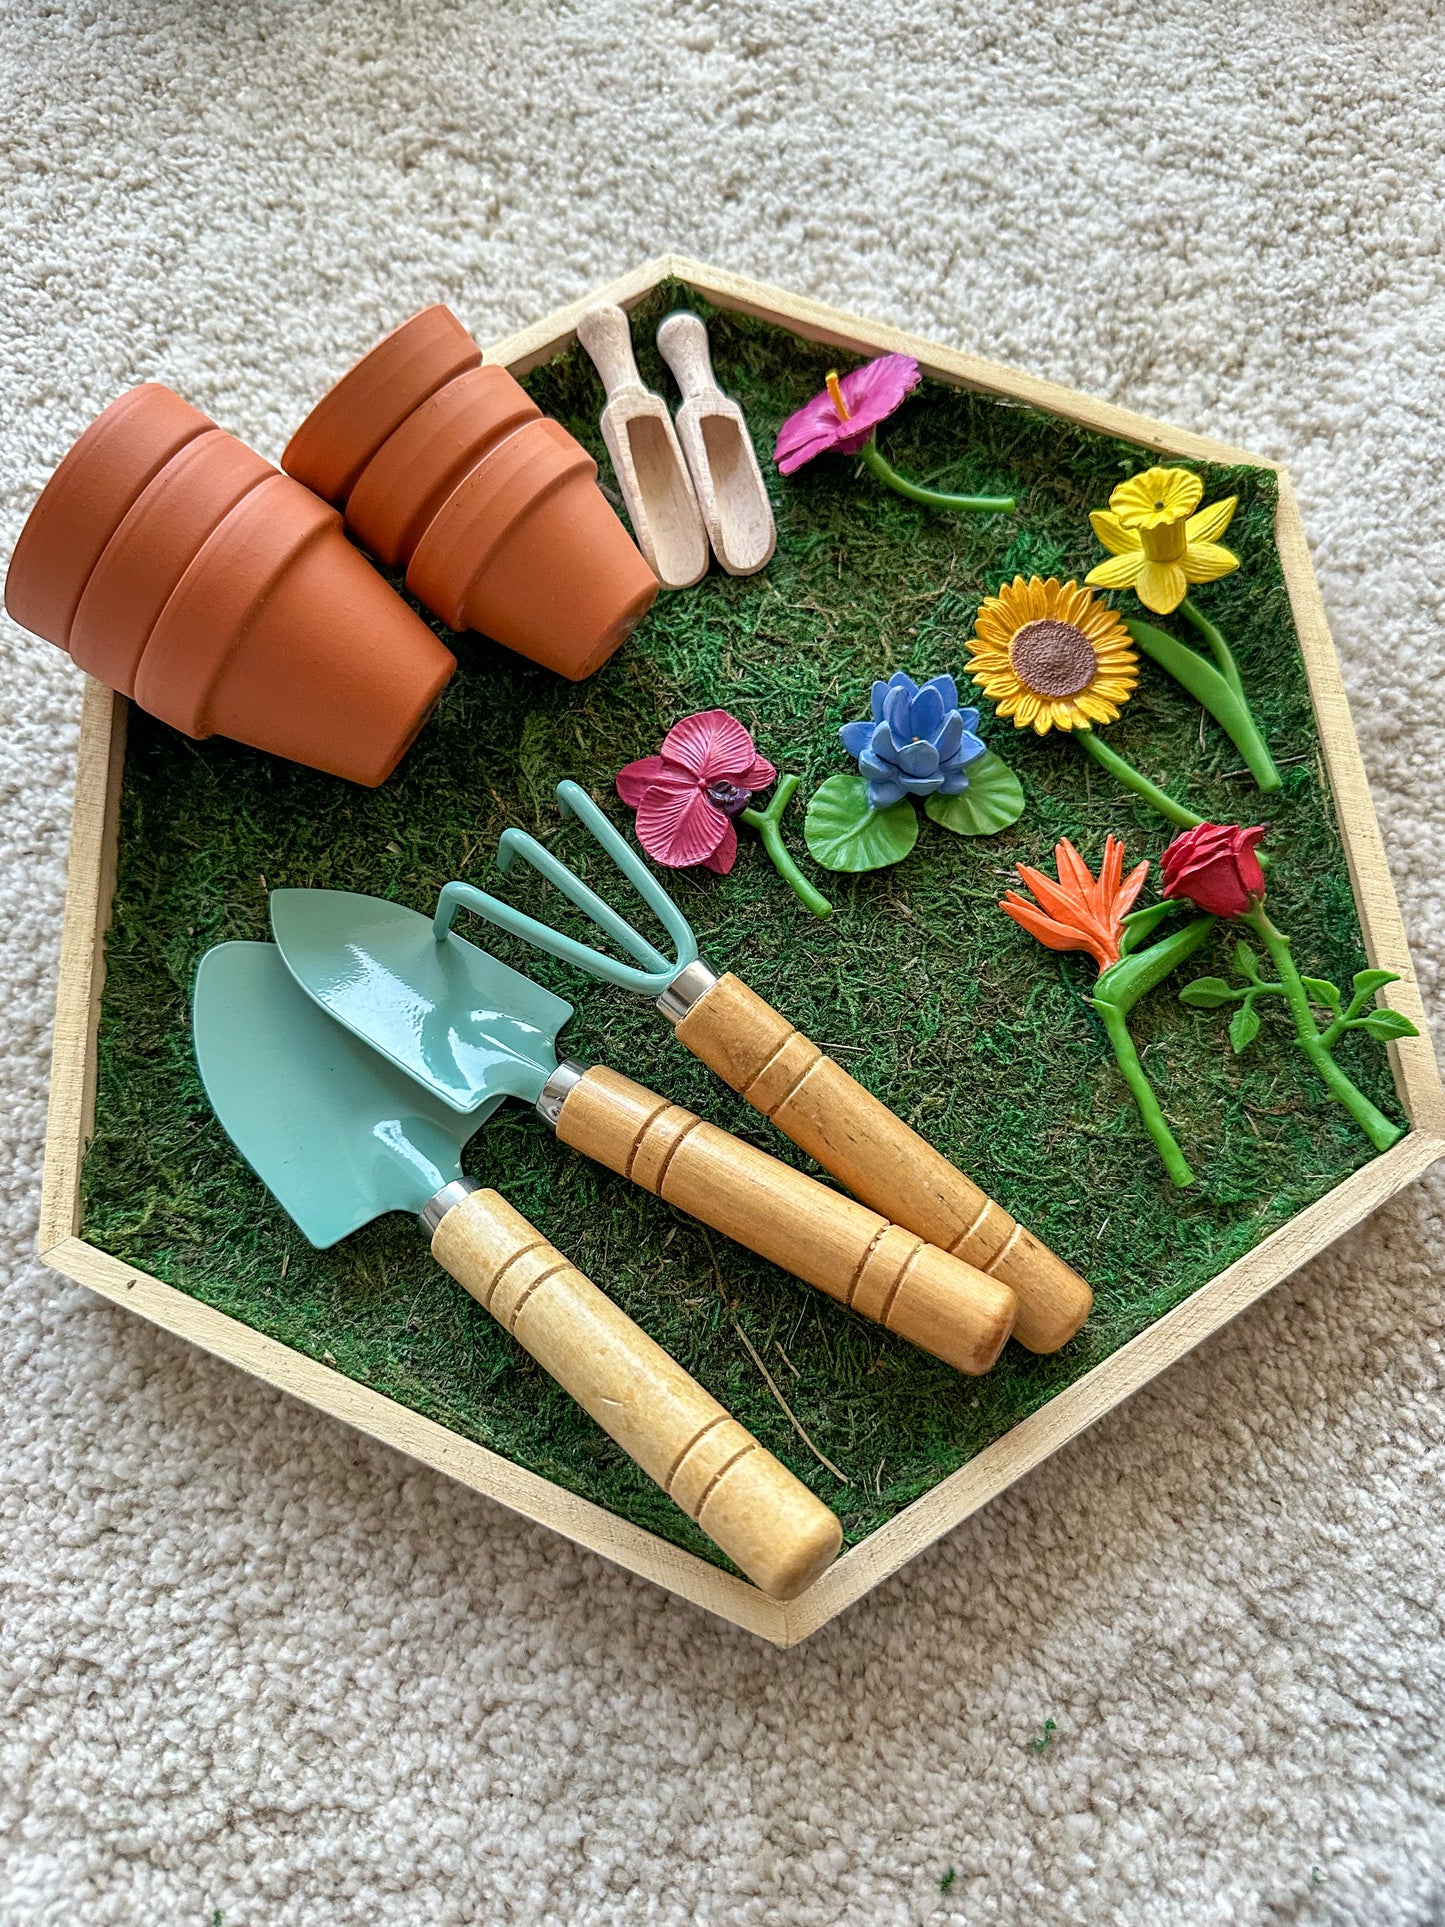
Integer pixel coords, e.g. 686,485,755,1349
773,354,922,474
616,710,777,874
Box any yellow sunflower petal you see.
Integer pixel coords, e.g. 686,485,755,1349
1077,692,1123,724
1085,552,1145,592
1185,496,1237,546
1089,509,1139,558
1181,540,1241,584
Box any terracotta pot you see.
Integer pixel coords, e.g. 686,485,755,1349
5,384,212,648
69,426,276,693
406,417,659,682
135,473,456,787
345,364,541,571
281,305,481,507
281,306,658,680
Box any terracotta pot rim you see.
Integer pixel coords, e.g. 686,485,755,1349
281,305,482,508
135,474,337,736
69,428,277,693
408,418,596,629
5,384,213,648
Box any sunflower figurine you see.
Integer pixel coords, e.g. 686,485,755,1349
966,576,1206,827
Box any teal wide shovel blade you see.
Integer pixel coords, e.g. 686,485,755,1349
193,941,498,1247
269,889,573,1116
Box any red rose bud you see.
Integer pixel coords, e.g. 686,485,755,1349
1160,823,1267,917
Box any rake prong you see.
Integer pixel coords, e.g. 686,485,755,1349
496,828,674,974
554,781,699,971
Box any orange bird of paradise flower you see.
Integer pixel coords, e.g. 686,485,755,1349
1001,835,1150,975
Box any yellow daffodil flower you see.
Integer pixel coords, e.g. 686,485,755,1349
1085,466,1239,615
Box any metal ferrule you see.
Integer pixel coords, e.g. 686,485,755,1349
656,957,719,1025
419,1177,482,1236
535,1058,588,1128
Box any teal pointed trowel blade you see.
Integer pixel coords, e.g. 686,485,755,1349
193,942,497,1248
269,888,574,1116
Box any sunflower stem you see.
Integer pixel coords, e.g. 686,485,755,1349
1242,906,1402,1151
1093,996,1195,1186
1074,728,1205,829
859,437,1015,514
740,776,833,919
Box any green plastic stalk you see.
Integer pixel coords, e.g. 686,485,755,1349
739,775,833,919
858,438,1015,515
1074,728,1205,829
1125,616,1281,794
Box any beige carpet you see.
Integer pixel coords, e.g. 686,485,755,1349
2,2,1443,1920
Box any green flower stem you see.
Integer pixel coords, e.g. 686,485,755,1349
1074,727,1205,829
740,775,833,920
1242,906,1402,1151
1093,996,1195,1187
858,437,1015,514
1178,596,1245,701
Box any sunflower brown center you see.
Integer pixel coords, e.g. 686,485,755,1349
1008,618,1098,698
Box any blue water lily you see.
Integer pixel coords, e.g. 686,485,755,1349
839,672,987,810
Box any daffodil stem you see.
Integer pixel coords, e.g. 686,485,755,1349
1074,729,1205,829
859,437,1015,515
1093,997,1195,1186
740,776,833,920
1126,613,1282,795
1242,907,1402,1151
1178,596,1244,700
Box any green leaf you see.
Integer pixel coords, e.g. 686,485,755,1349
1118,901,1177,956
1351,969,1400,997
804,775,918,873
924,752,1025,837
1301,976,1342,1010
1095,916,1215,1015
1352,1008,1419,1042
1234,942,1262,983
1229,1001,1261,1053
1178,977,1239,1008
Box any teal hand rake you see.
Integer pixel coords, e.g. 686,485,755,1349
450,781,1093,1356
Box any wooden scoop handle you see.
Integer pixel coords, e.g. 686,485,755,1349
671,973,1093,1355
430,1185,841,1600
656,311,718,402
576,303,646,401
553,1067,1016,1375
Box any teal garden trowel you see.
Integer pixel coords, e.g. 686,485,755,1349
191,940,841,1601
267,890,1019,1377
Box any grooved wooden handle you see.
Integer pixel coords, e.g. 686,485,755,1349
656,311,716,401
673,973,1093,1354
430,1187,841,1601
554,1068,1017,1375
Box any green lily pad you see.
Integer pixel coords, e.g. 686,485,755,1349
923,752,1025,836
804,775,918,873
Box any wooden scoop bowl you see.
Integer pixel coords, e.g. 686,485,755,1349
656,311,776,576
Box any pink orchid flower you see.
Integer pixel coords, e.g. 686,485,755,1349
617,710,776,874
773,354,921,474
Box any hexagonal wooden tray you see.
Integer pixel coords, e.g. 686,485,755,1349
36,256,1445,1644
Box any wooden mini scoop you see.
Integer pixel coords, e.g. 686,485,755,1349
576,303,709,590
656,312,775,577
488,784,1095,1357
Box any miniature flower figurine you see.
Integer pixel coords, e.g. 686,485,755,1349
1084,465,1280,796
1160,822,1266,916
618,710,776,874
966,578,1138,735
616,710,831,917
1172,823,1414,1152
773,355,1015,515
840,672,986,809
1001,836,1214,1186
1086,466,1239,616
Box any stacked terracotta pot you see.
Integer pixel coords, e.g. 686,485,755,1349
4,384,456,786
282,305,659,682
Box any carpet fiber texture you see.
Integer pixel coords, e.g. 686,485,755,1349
2,3,1444,1922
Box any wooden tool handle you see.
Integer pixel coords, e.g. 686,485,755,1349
576,302,645,400
554,1068,1016,1375
430,1186,841,1600
656,311,717,401
672,973,1093,1354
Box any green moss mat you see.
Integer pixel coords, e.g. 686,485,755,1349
81,281,1403,1571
